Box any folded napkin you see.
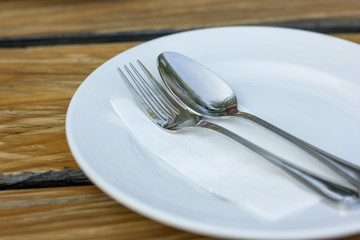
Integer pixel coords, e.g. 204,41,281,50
111,98,344,220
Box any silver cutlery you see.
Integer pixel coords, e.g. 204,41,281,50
117,61,360,208
157,51,360,189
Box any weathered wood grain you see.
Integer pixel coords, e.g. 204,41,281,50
0,185,359,240
0,0,359,37
0,185,213,240
334,32,360,42
0,42,138,175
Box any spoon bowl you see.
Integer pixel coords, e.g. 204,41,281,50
157,52,237,117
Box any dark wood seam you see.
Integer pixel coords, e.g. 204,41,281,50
0,20,359,48
0,170,92,190
0,29,176,48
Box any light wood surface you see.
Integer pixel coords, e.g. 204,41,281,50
0,186,211,240
0,42,138,173
1,0,360,239
0,185,359,240
0,0,360,37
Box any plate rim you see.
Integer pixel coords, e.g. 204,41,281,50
66,26,360,239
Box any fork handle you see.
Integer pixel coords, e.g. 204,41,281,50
234,112,360,189
196,120,360,208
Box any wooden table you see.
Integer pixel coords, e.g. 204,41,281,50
1,1,360,239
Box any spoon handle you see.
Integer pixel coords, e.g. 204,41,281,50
196,120,360,208
234,112,360,189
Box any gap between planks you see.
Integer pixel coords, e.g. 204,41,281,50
1,20,360,48
0,169,92,190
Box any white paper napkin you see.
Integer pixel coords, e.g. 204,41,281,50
111,98,345,220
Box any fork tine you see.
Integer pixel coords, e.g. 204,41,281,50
129,63,174,117
137,60,180,115
117,67,166,121
124,64,171,120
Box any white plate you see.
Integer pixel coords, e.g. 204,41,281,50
66,26,360,239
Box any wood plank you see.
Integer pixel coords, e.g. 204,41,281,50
0,185,359,240
334,32,360,42
0,185,212,239
0,0,359,37
0,42,138,175
0,33,359,185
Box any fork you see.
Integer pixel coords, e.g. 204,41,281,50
117,60,360,208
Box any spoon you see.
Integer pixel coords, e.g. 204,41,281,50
157,51,360,189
